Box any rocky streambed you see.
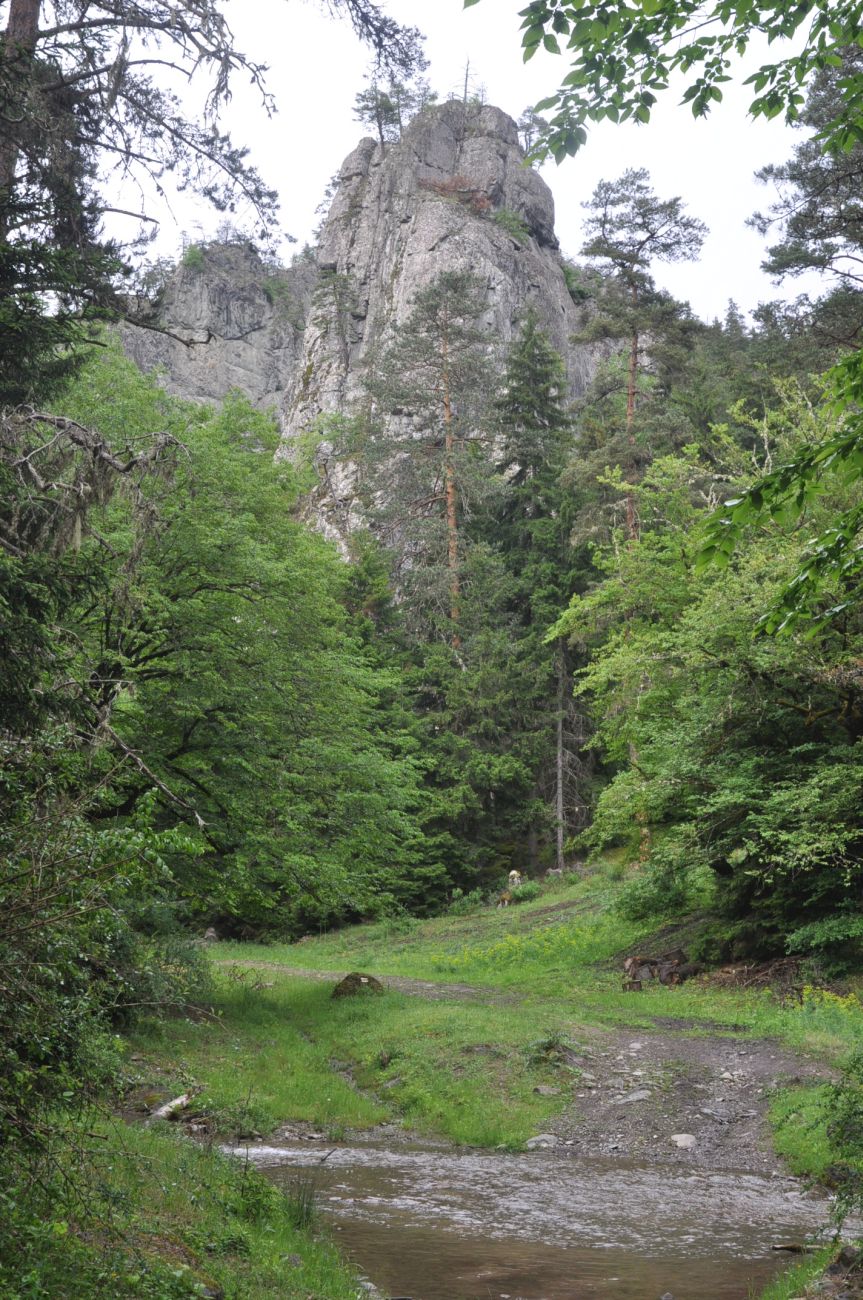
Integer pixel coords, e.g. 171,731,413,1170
221,962,846,1299
238,1129,834,1300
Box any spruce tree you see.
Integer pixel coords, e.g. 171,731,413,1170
359,270,498,646
491,315,588,868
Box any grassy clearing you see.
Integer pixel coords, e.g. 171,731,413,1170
214,874,863,1062
115,871,863,1300
3,1117,362,1299
129,970,588,1148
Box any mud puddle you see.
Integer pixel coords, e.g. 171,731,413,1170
238,1137,834,1299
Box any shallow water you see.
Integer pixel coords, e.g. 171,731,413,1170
242,1137,832,1300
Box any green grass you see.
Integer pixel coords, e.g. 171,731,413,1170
213,873,863,1062
753,1246,836,1300
112,870,863,1300
0,1117,362,1299
129,971,589,1148
770,1085,835,1181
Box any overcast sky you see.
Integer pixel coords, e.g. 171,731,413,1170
155,0,828,324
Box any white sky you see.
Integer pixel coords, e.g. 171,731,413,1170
154,0,830,324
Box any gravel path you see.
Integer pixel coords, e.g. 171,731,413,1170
218,957,831,1175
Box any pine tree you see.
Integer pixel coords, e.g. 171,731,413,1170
580,170,706,538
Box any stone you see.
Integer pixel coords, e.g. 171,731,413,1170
525,1134,560,1150
331,971,385,998
614,1089,652,1105
121,240,317,410
277,101,604,546
119,102,606,553
670,1134,697,1150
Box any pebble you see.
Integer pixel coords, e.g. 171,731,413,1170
670,1133,697,1150
525,1134,559,1150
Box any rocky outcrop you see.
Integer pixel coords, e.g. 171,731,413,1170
120,241,318,410
118,102,603,542
281,100,593,448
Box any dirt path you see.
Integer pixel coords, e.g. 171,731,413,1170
218,957,830,1177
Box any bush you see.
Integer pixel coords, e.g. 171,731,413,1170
181,243,204,271
492,208,530,244
786,913,863,975
826,1048,863,1228
616,835,705,921
447,887,485,915
510,880,540,904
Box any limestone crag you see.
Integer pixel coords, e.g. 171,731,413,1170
282,100,593,450
121,241,318,409
118,102,603,547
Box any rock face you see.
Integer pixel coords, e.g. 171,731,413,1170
119,102,602,543
282,100,593,447
121,241,318,409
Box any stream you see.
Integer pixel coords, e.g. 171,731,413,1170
238,1134,834,1299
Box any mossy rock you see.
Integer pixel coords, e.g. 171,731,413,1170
331,972,384,999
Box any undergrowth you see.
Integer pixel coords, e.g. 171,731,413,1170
0,1117,360,1299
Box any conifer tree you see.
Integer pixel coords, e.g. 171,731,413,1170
491,314,588,868
580,170,706,538
359,270,497,646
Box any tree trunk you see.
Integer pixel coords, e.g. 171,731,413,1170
555,642,566,872
441,322,460,646
624,281,639,541
0,0,41,202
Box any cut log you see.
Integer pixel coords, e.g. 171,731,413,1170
149,1092,190,1121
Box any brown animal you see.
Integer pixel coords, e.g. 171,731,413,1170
497,890,513,908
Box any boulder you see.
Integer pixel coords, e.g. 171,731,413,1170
331,971,384,999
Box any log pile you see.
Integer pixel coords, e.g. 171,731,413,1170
622,948,701,991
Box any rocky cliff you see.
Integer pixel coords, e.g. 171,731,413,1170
122,102,600,537
282,101,593,443
120,241,318,409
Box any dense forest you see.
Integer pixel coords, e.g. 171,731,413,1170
4,0,863,1295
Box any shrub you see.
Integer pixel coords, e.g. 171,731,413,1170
492,208,530,244
510,880,541,904
181,243,205,271
826,1048,863,1228
786,914,863,975
447,887,486,915
562,260,592,301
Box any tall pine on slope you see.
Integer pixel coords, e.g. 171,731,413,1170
359,270,499,646
490,314,590,869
